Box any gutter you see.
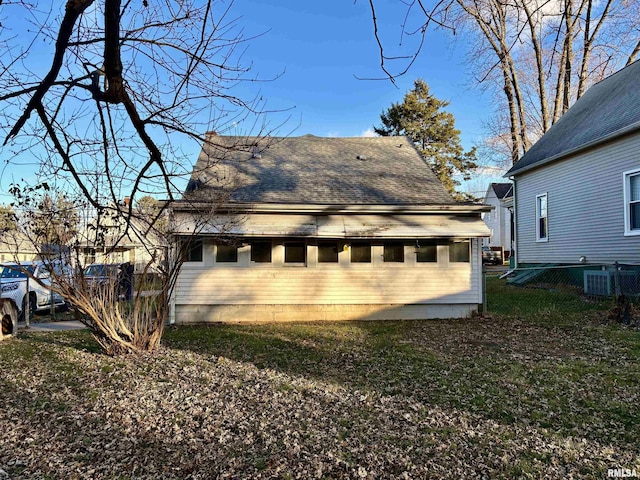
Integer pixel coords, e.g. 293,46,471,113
167,202,492,215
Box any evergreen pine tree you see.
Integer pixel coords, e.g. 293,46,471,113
375,79,477,199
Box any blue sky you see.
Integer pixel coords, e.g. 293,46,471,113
0,1,503,202
232,1,491,142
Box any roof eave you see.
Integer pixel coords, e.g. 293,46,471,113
505,121,640,178
169,201,491,214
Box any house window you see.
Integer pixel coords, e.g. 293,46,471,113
383,242,404,262
251,241,272,263
449,240,470,263
318,242,339,263
416,240,437,263
624,169,640,235
83,248,96,265
183,239,203,262
285,242,306,264
350,242,371,263
216,244,238,263
536,193,548,241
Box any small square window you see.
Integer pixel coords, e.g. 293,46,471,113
318,242,339,263
383,243,404,262
183,239,203,263
285,242,306,263
449,241,470,263
351,243,371,263
216,244,238,263
416,240,437,263
251,241,272,263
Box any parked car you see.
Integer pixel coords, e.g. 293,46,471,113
482,246,502,265
83,262,134,300
0,261,67,320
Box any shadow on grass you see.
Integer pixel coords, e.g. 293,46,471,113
163,317,640,447
17,329,104,354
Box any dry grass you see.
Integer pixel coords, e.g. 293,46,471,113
1,312,639,479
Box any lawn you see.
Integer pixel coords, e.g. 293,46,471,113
1,282,639,478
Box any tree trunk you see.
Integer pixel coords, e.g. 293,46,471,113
521,0,549,133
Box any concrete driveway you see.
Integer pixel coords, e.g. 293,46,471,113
18,321,86,332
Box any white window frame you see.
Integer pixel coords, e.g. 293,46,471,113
535,193,548,242
623,168,640,236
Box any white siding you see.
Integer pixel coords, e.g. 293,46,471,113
482,189,512,252
173,238,483,322
515,132,640,265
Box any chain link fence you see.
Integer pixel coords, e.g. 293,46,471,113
484,264,640,325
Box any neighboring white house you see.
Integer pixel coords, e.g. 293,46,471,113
0,232,38,263
170,134,491,323
482,182,513,259
75,201,167,273
505,59,640,267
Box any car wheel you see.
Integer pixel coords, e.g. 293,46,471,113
19,294,37,322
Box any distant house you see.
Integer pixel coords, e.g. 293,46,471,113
0,232,38,263
482,182,513,259
170,134,491,323
76,202,167,273
506,60,640,267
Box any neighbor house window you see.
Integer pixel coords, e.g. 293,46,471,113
383,242,404,262
416,240,437,263
318,242,339,263
285,242,306,264
251,241,272,263
449,240,470,263
536,193,548,241
624,169,640,235
83,248,96,265
183,239,203,262
216,244,238,263
350,242,371,263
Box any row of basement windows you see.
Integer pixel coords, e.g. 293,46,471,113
184,239,471,264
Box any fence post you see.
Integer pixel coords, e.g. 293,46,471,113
482,268,488,313
613,261,621,298
25,277,30,328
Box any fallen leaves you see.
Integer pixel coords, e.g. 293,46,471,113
0,317,639,479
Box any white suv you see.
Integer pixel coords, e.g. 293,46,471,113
0,261,67,320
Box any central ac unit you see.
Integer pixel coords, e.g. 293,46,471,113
584,270,639,296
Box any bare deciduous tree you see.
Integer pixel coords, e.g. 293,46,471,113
361,0,639,165
0,1,276,353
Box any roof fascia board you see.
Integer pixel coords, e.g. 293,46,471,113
170,202,491,214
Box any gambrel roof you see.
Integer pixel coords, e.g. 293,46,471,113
185,134,457,206
507,59,640,177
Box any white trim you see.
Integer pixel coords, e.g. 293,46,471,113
623,168,640,236
170,202,491,215
535,193,549,242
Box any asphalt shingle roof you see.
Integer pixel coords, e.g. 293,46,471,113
491,183,513,199
186,134,456,205
506,60,640,176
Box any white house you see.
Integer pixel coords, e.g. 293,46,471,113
75,201,167,273
482,182,513,259
506,60,640,268
170,134,490,323
0,232,38,263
